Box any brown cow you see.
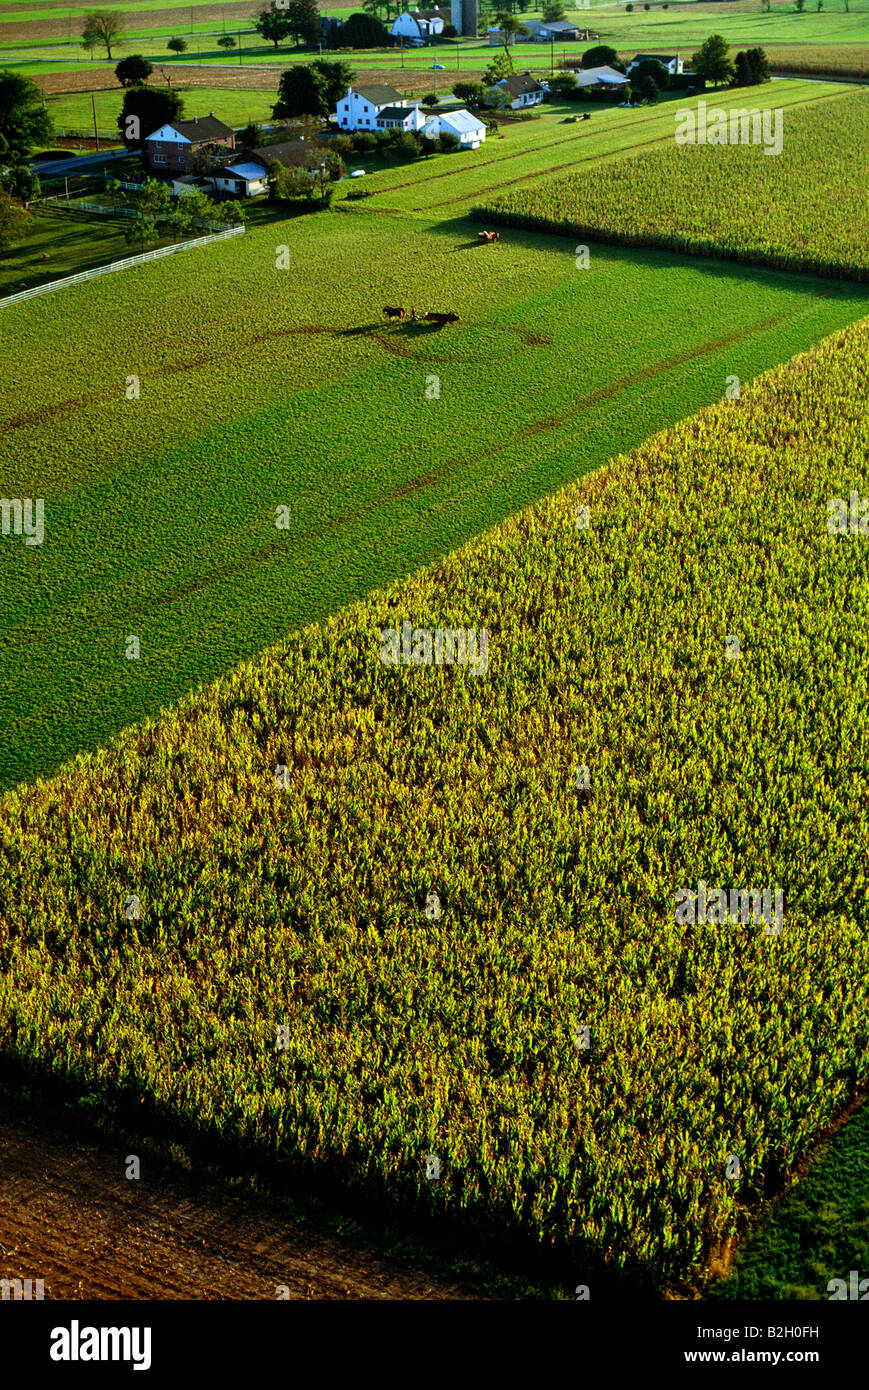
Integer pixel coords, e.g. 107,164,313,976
382,305,406,321
477,230,501,244
424,311,459,325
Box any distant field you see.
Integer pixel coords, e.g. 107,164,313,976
1,315,867,1293
477,90,869,281
0,207,178,294
45,82,279,131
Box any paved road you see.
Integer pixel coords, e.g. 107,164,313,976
29,148,133,178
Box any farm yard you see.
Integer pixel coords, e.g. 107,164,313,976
1,0,869,1325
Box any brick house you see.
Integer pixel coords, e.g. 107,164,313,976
143,114,235,174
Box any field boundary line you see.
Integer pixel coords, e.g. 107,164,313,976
0,223,244,309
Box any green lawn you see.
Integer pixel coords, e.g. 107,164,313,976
45,84,280,133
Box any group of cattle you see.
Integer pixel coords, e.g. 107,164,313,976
382,307,459,325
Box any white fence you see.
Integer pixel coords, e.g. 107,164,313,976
0,224,245,310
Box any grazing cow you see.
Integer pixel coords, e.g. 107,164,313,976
477,230,500,244
382,305,406,321
424,311,459,325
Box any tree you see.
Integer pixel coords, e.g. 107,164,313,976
692,34,734,87
81,10,125,60
288,0,321,46
638,74,659,102
330,12,389,47
270,162,316,201
549,72,577,95
0,71,53,160
126,210,160,252
273,65,329,118
311,59,356,108
746,46,770,81
217,34,236,48
117,85,184,147
189,141,227,177
0,189,28,252
443,23,457,36
542,0,567,18
422,91,438,104
115,54,152,87
631,57,669,88
1,160,40,202
483,53,513,86
625,3,633,10
494,11,529,62
239,120,264,147
453,80,487,104
440,130,460,151
732,50,752,85
582,44,619,69
167,37,187,52
795,0,805,9
256,6,294,48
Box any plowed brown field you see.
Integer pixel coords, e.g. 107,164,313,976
0,1107,483,1300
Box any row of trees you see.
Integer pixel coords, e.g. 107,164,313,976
107,175,246,251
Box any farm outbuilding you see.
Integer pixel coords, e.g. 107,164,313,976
421,108,486,149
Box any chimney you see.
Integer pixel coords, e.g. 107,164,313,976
209,110,215,117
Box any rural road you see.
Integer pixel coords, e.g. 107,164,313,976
0,1105,480,1301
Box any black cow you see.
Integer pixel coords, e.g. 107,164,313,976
424,311,459,325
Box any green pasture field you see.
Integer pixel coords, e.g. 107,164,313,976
45,84,281,131
477,89,869,281
1,202,868,790
1,316,867,1292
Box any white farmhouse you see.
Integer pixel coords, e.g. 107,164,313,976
333,84,410,131
391,7,450,44
626,53,684,76
421,108,486,149
376,104,426,132
491,72,547,109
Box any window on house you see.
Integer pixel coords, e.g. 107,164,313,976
154,153,167,163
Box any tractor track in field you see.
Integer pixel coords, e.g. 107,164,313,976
0,1104,481,1301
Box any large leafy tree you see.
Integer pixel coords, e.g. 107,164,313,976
0,71,53,159
117,85,184,147
273,65,329,118
81,10,125,59
311,59,356,107
115,54,153,87
692,34,734,88
631,57,669,88
255,5,294,48
746,46,770,82
329,12,389,47
288,0,321,46
582,44,619,69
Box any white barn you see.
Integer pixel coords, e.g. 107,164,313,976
421,108,486,149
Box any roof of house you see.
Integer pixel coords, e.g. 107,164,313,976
376,105,416,121
158,115,234,143
351,84,406,106
218,161,265,181
225,140,324,174
496,72,547,97
629,53,679,64
573,65,629,86
537,20,580,32
432,107,486,134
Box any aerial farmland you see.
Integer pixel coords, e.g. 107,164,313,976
0,0,867,1360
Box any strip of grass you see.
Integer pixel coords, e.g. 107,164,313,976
475,90,869,280
1,317,867,1293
